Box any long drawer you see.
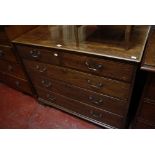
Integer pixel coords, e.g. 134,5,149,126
37,87,125,128
0,45,17,62
0,59,26,79
0,72,32,94
24,60,130,100
62,51,135,82
16,45,61,65
30,74,128,116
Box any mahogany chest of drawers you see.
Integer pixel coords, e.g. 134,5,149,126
133,28,155,128
0,26,35,94
13,26,150,128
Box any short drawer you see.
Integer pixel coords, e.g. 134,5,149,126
37,87,125,128
24,60,130,100
16,45,61,65
144,74,155,101
31,74,128,116
1,73,32,94
0,45,17,62
0,59,26,79
138,100,155,124
62,52,135,82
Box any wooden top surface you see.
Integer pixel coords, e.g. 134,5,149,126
141,28,155,72
13,25,150,63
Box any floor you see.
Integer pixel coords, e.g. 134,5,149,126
0,83,100,129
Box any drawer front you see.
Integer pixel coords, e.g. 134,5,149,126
0,45,17,62
145,74,155,101
133,119,155,129
16,45,61,65
62,52,135,82
138,100,155,124
0,60,26,79
24,60,130,100
31,74,127,116
37,87,125,128
1,73,32,94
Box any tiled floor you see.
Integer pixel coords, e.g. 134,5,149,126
0,83,100,129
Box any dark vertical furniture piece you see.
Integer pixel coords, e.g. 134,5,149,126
133,28,155,128
0,26,36,94
12,25,150,128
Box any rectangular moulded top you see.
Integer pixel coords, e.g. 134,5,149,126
12,25,150,63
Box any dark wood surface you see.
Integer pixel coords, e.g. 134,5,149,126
141,28,155,72
0,26,37,45
133,73,155,128
13,26,150,128
144,74,155,101
0,71,32,94
61,50,135,82
0,26,35,94
0,27,10,45
0,45,17,62
16,44,136,82
24,60,131,100
37,87,125,128
16,45,61,65
74,25,133,49
30,73,128,116
0,59,26,79
4,26,37,41
13,26,150,63
133,119,155,128
133,27,155,128
138,99,155,124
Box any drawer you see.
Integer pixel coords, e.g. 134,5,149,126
0,59,26,79
144,74,155,101
1,73,32,94
37,87,125,128
138,100,155,124
16,45,61,65
24,60,130,100
31,74,128,116
0,45,17,62
62,52,135,82
133,119,155,129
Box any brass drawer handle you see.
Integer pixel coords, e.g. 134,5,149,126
30,49,40,58
36,65,47,73
46,94,56,102
90,110,102,118
89,96,103,105
87,79,103,89
8,65,13,71
41,80,52,88
0,50,4,57
85,61,102,72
